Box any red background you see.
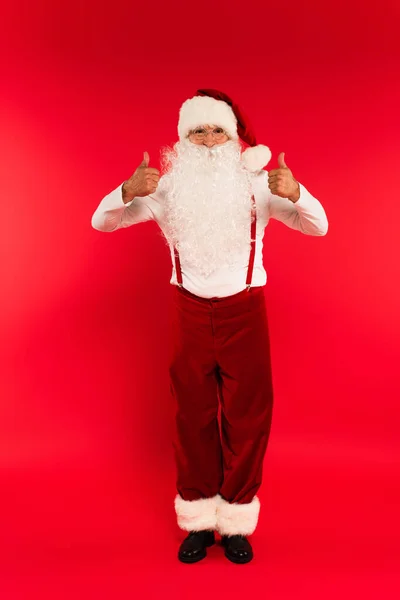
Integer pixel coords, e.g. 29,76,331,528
1,0,399,597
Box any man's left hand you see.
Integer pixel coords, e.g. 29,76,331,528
268,152,300,202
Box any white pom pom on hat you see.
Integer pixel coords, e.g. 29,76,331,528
240,143,272,172
177,88,272,172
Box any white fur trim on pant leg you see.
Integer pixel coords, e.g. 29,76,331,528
174,494,219,532
216,495,260,536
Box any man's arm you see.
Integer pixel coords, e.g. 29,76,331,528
91,183,156,232
91,151,162,232
268,181,329,236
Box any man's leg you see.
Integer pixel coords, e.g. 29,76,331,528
214,287,274,537
169,287,223,533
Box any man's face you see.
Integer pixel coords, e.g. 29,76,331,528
188,124,229,148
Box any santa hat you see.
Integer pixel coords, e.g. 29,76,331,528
177,88,272,172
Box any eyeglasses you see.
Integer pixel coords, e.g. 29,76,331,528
189,127,228,141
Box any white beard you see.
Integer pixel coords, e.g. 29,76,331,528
160,138,254,278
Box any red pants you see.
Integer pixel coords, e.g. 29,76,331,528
169,284,274,535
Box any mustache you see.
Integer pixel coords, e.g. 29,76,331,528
160,139,243,174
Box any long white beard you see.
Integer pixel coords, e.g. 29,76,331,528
160,138,254,278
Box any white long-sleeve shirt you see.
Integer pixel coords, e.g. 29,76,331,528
91,170,328,298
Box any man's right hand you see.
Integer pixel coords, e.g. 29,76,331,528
122,152,160,204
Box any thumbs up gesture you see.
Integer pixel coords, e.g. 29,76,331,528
267,152,300,202
122,152,160,204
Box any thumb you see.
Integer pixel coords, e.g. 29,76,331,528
277,151,287,169
140,151,150,167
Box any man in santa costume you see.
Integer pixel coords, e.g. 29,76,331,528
91,89,328,564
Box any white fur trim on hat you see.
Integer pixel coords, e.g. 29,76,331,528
241,145,272,172
174,494,219,532
216,495,260,536
178,96,238,140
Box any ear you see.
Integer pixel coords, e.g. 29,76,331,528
241,145,272,172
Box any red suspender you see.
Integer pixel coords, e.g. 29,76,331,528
246,196,257,291
173,195,257,290
174,246,184,287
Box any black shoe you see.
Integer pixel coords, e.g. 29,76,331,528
178,530,216,563
221,534,254,564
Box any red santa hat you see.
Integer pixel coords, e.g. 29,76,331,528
177,88,272,172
